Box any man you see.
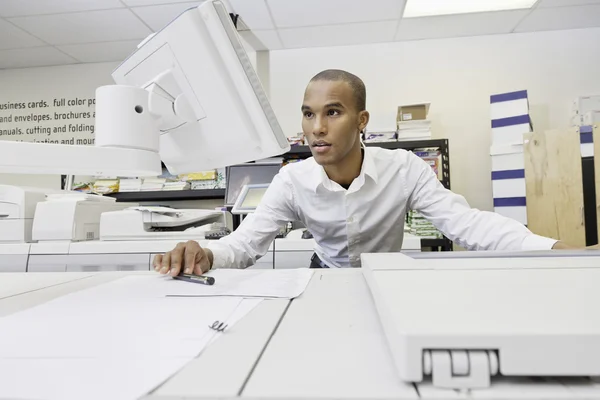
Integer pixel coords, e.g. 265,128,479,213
153,69,575,276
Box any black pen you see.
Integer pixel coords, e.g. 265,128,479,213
173,273,215,285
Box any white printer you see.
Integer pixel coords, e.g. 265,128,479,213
0,185,49,243
100,206,232,241
32,193,133,242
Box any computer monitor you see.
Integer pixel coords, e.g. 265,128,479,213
111,0,289,175
225,163,281,206
232,184,270,214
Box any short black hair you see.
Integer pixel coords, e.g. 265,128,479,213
309,69,366,112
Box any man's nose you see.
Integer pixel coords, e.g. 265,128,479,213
313,116,327,135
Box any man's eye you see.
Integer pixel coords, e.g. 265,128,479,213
328,109,340,116
304,112,314,118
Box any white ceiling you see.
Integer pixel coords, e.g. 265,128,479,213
0,0,599,69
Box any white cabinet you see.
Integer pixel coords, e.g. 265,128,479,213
0,244,30,272
0,254,28,272
66,254,151,272
274,239,314,269
28,255,69,272
250,251,274,269
274,251,312,269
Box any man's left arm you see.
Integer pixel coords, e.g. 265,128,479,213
405,152,560,251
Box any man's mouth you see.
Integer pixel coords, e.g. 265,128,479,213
311,141,332,154
311,141,331,148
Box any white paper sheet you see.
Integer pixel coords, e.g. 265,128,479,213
0,272,93,299
0,275,260,400
0,358,192,400
103,268,314,299
206,298,263,346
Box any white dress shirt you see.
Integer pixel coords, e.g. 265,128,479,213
206,146,557,269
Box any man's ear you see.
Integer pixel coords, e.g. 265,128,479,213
358,110,370,132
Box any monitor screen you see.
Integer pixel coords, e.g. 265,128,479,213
240,186,268,209
225,164,280,205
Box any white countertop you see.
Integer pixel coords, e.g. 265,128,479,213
1,265,600,399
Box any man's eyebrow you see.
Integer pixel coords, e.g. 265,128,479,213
301,105,311,111
324,102,345,109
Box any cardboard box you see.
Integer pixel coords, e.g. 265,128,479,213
491,115,532,146
397,103,429,122
490,90,529,121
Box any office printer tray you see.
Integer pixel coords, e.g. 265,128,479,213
362,257,600,387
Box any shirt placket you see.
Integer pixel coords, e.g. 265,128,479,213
345,193,361,268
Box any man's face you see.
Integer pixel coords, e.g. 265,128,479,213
301,80,366,166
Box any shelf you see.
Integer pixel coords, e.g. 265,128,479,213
285,139,448,155
421,238,452,251
106,189,225,202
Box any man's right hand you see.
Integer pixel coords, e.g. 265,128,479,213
153,241,214,277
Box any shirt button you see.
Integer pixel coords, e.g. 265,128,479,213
347,216,354,223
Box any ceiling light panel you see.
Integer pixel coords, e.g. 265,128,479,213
404,0,537,18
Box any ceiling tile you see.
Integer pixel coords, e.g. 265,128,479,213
0,46,77,69
7,9,153,45
239,29,282,50
58,40,140,63
396,10,530,41
229,0,274,30
0,18,44,50
515,4,600,32
122,0,206,6
537,0,600,7
0,0,124,17
279,21,397,49
267,0,406,28
131,2,202,31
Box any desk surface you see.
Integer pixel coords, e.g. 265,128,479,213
2,268,600,399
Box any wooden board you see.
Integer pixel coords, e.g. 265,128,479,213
524,128,586,247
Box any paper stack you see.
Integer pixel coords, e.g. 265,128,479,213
396,120,432,141
0,269,314,400
141,177,166,191
162,181,190,191
118,178,142,192
91,179,119,195
396,103,432,141
182,168,226,190
363,130,397,143
489,89,530,225
407,210,442,238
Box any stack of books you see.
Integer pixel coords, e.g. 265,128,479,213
396,120,432,141
141,178,166,191
118,178,142,192
162,181,190,191
406,211,442,238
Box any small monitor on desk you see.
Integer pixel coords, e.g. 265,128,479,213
232,184,269,214
224,163,280,207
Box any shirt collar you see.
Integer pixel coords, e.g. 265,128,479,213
309,143,379,193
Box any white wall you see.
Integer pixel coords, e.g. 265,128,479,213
0,62,117,188
267,28,600,213
2,28,599,210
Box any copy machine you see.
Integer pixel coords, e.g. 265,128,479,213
0,185,52,272
99,206,233,241
32,193,133,242
27,206,234,272
0,185,48,243
361,252,600,391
